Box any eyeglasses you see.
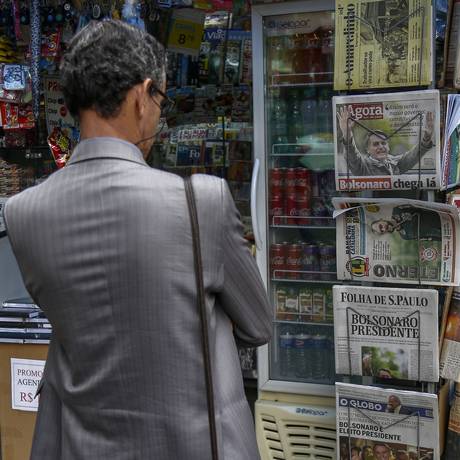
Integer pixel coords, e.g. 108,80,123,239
149,82,175,117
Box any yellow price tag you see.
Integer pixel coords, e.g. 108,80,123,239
168,18,204,54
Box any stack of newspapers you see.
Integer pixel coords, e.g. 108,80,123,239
0,297,51,343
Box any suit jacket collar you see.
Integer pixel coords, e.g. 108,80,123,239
67,137,147,167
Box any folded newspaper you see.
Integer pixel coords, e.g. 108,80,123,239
334,91,440,191
334,0,433,90
440,288,460,381
336,383,439,460
333,197,460,286
333,285,439,382
441,94,460,190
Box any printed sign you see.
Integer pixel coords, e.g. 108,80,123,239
43,76,78,135
168,9,205,56
11,358,45,412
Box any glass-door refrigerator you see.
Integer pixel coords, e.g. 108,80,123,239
251,1,338,459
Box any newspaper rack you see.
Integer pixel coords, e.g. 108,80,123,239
345,307,422,382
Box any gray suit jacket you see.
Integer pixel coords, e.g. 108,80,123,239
4,137,272,460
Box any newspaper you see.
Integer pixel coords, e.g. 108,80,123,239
333,90,440,191
441,94,460,190
333,285,439,382
333,197,460,286
336,383,439,460
440,289,460,381
334,0,433,90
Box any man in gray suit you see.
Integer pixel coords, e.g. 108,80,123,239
4,21,272,459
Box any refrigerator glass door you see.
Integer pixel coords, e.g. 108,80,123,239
253,2,339,396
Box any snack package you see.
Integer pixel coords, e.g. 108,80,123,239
3,64,25,90
47,126,71,168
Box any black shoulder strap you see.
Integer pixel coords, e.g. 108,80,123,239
184,176,219,460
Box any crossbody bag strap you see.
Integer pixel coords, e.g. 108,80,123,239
184,176,219,460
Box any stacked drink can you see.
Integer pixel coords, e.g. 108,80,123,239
270,168,336,226
270,242,336,280
269,167,311,225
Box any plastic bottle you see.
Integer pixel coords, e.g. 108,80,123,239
289,91,303,143
300,88,317,136
317,89,332,133
279,332,295,376
294,333,311,379
311,334,328,380
271,89,287,137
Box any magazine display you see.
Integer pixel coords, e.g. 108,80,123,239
336,383,439,460
333,197,460,286
441,94,460,190
333,91,440,191
334,0,433,90
440,289,460,382
333,285,439,382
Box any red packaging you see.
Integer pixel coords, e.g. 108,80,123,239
296,194,311,225
295,167,311,194
270,243,286,279
286,193,298,225
285,168,296,195
270,194,284,225
47,127,71,169
0,102,18,128
286,244,302,279
270,168,284,195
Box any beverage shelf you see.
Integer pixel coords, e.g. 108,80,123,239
271,278,337,284
270,72,333,87
269,82,333,88
270,224,335,230
273,269,336,277
274,319,334,327
269,152,334,157
270,216,335,227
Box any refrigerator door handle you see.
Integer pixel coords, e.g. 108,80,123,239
251,158,262,250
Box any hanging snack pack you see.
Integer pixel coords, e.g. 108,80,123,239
47,127,71,169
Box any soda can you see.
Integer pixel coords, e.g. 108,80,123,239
318,170,335,197
312,288,325,322
311,197,328,226
270,168,284,194
270,243,286,279
319,244,336,280
286,193,298,225
302,244,319,279
296,194,311,226
298,287,313,322
270,194,284,225
286,244,302,279
311,171,320,197
295,167,311,194
285,168,297,195
285,287,299,321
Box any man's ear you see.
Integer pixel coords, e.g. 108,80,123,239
134,79,151,119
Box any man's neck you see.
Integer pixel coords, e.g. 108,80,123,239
78,109,139,145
